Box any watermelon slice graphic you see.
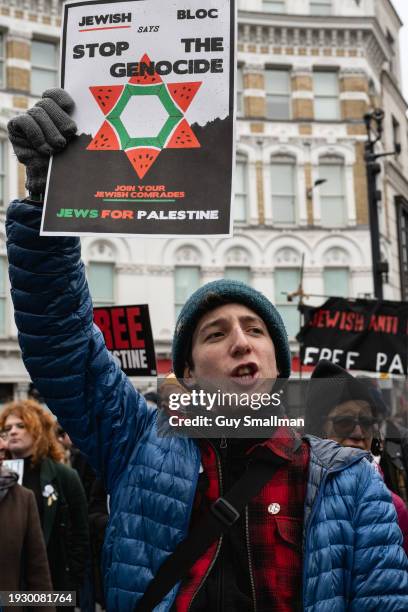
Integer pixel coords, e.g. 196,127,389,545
167,82,201,112
125,147,160,179
166,119,200,149
129,54,163,85
88,52,202,177
87,121,120,150
89,85,124,115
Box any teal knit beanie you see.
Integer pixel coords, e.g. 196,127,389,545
172,279,291,379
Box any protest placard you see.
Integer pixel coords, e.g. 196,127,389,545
93,304,157,376
3,459,24,485
41,0,235,237
297,297,408,374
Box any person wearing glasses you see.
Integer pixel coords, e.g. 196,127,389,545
306,359,408,554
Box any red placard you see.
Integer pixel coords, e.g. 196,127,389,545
93,304,157,376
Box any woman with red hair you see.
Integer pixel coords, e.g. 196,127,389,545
0,400,90,610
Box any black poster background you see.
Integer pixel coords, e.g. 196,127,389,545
93,304,157,376
41,0,235,236
297,297,408,374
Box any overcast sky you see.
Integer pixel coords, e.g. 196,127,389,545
391,0,408,98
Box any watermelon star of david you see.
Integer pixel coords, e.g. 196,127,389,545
87,53,202,179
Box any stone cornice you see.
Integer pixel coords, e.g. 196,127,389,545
6,29,32,41
0,0,62,23
116,264,173,274
237,15,389,78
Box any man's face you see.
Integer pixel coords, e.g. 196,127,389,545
323,400,375,451
3,415,34,459
185,303,278,392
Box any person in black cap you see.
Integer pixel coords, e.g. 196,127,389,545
306,360,408,554
359,377,408,504
305,359,378,447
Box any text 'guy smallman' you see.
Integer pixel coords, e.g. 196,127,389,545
168,415,305,429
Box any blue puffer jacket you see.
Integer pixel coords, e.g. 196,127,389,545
6,199,408,611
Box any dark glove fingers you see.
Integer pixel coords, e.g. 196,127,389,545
35,97,77,140
12,143,40,165
26,157,50,195
7,87,76,194
42,87,75,114
7,114,52,156
27,106,67,152
7,125,30,150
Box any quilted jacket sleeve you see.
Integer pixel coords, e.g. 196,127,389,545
350,459,408,609
6,199,155,491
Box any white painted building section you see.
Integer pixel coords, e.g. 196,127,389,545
0,0,407,399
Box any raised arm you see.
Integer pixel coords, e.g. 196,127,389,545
6,89,155,490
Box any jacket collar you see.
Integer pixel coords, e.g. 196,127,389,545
247,430,369,469
304,435,369,471
248,426,302,462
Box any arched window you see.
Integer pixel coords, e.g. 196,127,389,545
88,262,115,306
234,153,249,222
323,268,350,297
174,268,200,318
323,247,350,297
87,240,116,306
224,247,251,285
174,246,201,318
225,267,251,284
318,155,346,227
274,248,301,339
0,256,6,335
270,155,296,224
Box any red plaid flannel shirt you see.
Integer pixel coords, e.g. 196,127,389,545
175,427,310,612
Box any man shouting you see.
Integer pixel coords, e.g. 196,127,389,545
5,89,408,611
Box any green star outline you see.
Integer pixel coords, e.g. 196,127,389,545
106,83,183,150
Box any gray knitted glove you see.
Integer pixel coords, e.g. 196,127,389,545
7,88,77,196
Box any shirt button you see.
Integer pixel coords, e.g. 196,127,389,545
268,502,280,515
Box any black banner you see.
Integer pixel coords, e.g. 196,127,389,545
93,304,157,376
297,298,408,374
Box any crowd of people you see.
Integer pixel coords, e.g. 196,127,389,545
1,374,408,611
0,400,102,611
1,87,408,610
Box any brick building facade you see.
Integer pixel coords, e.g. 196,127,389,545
0,0,407,398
